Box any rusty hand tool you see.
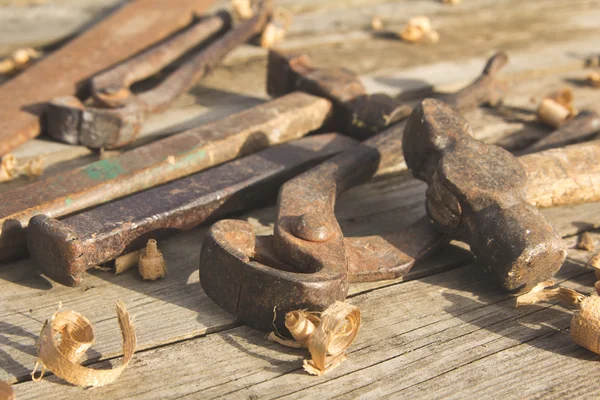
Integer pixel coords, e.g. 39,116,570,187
266,50,508,140
267,50,411,140
0,0,220,157
0,92,332,262
26,133,356,286
199,53,510,332
46,3,272,150
403,99,600,293
524,109,600,153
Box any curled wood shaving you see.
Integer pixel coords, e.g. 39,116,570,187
268,309,320,348
268,301,361,375
371,16,383,31
0,154,45,182
571,296,600,354
399,16,439,44
260,8,293,49
22,156,45,178
0,154,18,183
577,232,595,252
536,89,577,128
0,47,42,75
586,252,600,281
138,239,167,280
517,277,600,355
0,381,14,400
232,0,254,20
114,250,142,275
31,301,136,387
516,280,585,307
586,72,600,88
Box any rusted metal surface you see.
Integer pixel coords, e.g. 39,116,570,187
0,92,333,262
0,0,218,157
524,110,600,153
403,99,567,293
46,3,273,149
27,134,356,286
267,50,413,140
200,53,510,333
90,13,231,109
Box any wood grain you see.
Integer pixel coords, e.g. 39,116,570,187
2,0,600,398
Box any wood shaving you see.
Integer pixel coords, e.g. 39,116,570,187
399,16,439,44
516,280,585,307
536,89,577,128
371,16,383,31
0,380,14,400
586,252,600,281
31,301,136,387
138,239,167,280
114,251,142,275
577,232,595,251
260,8,293,49
516,283,600,355
22,156,45,178
571,296,600,354
268,309,320,348
232,0,254,20
586,72,600,88
0,47,42,75
0,154,18,182
0,154,45,182
268,301,360,375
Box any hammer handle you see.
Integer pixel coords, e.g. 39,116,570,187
523,139,600,208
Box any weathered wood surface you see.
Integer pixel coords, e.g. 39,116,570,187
2,0,600,398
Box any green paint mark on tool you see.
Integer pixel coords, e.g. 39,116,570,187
83,159,125,180
65,198,74,206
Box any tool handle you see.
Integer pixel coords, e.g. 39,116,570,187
437,52,508,113
523,139,600,208
91,12,232,108
523,110,600,154
138,3,271,112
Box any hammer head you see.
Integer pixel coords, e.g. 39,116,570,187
45,96,145,149
266,50,411,139
27,214,87,286
403,99,566,293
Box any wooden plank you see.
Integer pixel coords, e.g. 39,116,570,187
10,235,599,399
